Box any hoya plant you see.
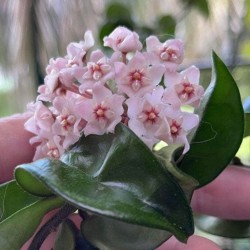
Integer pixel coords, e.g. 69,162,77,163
0,26,244,250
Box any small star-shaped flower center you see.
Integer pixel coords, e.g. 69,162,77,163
57,114,76,130
144,108,159,124
91,63,103,80
94,104,107,120
129,70,144,91
170,120,181,136
176,82,195,101
47,147,60,158
160,47,178,62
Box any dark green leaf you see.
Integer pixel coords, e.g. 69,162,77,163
15,124,194,242
0,195,64,250
179,52,244,187
0,180,40,221
157,15,176,38
81,215,171,250
54,219,75,250
154,145,199,201
244,113,250,137
14,168,52,197
195,214,250,238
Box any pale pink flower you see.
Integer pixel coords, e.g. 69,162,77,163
79,50,114,93
32,135,64,161
39,57,69,101
37,71,60,102
78,84,125,136
59,66,86,88
163,66,204,107
126,87,166,148
52,94,86,148
24,101,55,136
24,102,66,160
38,64,85,102
66,30,95,66
104,26,142,53
155,110,199,154
146,36,184,71
114,52,165,97
25,27,203,160
46,57,68,75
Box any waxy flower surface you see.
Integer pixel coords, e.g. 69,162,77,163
25,26,205,160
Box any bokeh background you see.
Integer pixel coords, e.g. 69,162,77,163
1,0,250,116
0,0,250,249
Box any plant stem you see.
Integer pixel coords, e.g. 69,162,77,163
28,203,76,250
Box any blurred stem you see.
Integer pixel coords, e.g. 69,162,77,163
30,0,44,86
28,203,76,250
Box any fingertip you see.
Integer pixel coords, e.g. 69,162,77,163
156,235,221,250
191,166,250,220
0,114,34,183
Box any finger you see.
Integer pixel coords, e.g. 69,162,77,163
24,214,221,250
191,166,250,220
0,114,34,183
156,235,221,250
21,212,81,250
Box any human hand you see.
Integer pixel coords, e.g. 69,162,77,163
1,115,249,250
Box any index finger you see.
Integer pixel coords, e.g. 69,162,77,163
0,114,34,183
191,166,250,220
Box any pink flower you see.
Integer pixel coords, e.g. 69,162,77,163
37,71,61,102
126,87,166,148
146,36,184,71
114,52,165,97
24,27,203,159
155,110,199,154
104,26,142,53
25,101,55,136
78,84,125,136
79,50,114,93
46,57,68,75
24,102,66,160
66,30,95,66
163,66,204,107
38,63,85,102
32,135,64,161
52,94,86,148
59,66,86,88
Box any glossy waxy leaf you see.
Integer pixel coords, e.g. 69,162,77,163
154,145,199,201
15,124,193,242
195,214,250,238
15,169,52,197
54,220,76,250
82,215,171,250
179,52,244,187
0,180,40,221
0,187,64,250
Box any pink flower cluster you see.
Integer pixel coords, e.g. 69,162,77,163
25,26,204,161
